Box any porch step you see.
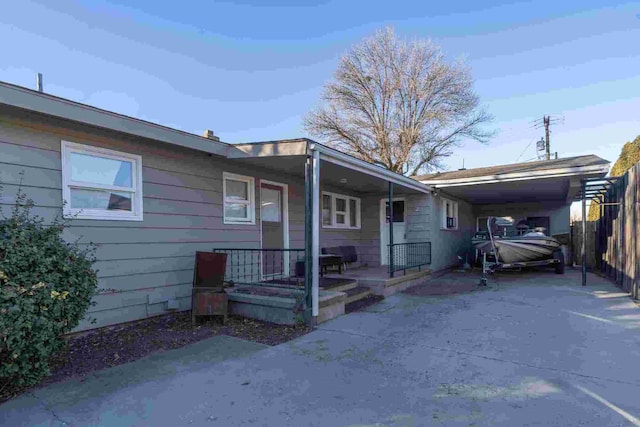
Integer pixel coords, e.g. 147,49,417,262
343,285,372,305
319,277,358,293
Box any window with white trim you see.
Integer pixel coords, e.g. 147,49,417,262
441,198,459,230
322,192,360,229
61,141,143,221
223,172,255,224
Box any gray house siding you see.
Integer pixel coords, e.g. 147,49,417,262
428,193,475,272
0,111,292,330
473,202,571,236
405,195,432,244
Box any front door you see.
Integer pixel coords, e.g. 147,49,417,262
380,199,406,265
261,182,287,277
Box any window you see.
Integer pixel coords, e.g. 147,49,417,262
223,172,255,224
335,196,347,225
322,194,332,226
385,200,405,223
260,187,281,222
61,141,142,221
322,192,360,229
441,198,458,230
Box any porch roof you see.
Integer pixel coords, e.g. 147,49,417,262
229,139,430,195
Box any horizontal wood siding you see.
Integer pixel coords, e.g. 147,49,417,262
429,193,475,271
0,110,302,330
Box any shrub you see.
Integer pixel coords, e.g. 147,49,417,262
0,186,98,387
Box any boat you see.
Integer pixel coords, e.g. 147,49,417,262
472,217,561,264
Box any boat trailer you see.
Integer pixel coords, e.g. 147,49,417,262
479,252,563,286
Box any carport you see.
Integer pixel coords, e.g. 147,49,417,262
416,155,610,270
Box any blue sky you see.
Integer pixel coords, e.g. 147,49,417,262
1,0,639,174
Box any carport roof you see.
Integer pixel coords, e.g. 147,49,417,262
416,155,610,205
415,155,610,183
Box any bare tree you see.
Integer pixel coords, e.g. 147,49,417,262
304,28,493,176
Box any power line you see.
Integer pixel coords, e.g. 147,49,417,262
516,137,536,162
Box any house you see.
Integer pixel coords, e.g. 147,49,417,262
0,81,610,330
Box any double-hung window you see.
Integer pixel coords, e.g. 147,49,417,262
441,198,459,230
61,141,143,221
321,192,360,229
223,172,255,224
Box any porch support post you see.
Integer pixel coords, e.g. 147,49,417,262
388,181,394,278
303,153,314,324
303,147,320,325
311,149,320,321
581,179,587,286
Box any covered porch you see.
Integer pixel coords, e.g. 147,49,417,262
219,139,433,324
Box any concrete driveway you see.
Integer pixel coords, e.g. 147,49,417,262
3,269,640,426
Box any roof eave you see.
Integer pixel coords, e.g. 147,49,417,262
0,82,230,157
309,142,430,194
421,163,610,187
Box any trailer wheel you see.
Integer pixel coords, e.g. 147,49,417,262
553,250,565,275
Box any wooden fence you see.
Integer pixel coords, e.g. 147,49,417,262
588,162,640,298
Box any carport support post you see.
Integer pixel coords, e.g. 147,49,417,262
581,179,587,286
388,181,394,278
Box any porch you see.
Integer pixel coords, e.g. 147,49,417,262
222,140,434,325
214,245,432,325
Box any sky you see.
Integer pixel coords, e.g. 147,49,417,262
1,0,639,181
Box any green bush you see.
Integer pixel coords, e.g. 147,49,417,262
0,186,98,386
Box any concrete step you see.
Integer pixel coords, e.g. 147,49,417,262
320,277,358,293
343,285,372,305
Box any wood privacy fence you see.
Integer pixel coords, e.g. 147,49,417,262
586,162,640,298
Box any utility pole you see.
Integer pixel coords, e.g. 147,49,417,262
531,115,562,161
543,115,551,161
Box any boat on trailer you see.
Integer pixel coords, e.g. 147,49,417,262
472,217,563,270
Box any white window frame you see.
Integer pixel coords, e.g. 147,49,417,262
441,198,459,230
223,172,255,225
321,191,361,229
61,140,143,221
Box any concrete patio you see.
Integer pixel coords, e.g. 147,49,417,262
2,269,640,426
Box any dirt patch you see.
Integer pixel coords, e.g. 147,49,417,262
403,274,482,296
0,311,310,404
346,294,385,313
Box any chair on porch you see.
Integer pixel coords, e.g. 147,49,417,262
322,246,358,271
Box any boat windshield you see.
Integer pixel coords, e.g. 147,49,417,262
477,217,548,239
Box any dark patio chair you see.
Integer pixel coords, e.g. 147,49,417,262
192,251,228,325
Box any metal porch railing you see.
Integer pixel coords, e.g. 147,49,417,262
388,241,432,277
212,248,306,288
